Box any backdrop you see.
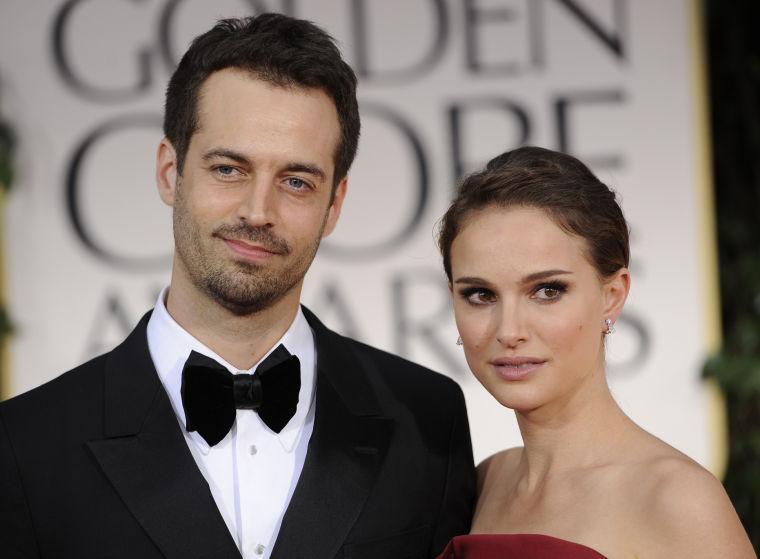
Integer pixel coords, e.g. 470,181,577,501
0,0,721,468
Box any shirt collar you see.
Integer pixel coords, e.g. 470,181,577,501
146,287,316,454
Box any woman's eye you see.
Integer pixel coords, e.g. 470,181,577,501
536,287,560,299
461,288,496,305
532,283,567,301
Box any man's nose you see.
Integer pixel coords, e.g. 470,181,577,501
236,178,276,227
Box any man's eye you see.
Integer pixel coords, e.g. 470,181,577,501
286,177,308,189
214,165,239,177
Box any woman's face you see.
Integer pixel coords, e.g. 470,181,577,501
449,205,628,412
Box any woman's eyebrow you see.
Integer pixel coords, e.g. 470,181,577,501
521,269,572,283
453,276,491,286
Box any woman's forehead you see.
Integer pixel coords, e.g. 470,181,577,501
451,206,593,278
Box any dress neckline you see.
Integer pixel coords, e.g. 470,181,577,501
456,533,607,557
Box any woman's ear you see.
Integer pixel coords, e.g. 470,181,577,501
603,268,631,325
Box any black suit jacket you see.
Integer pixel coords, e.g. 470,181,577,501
0,307,476,558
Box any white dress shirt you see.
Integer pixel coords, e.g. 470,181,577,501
146,288,316,559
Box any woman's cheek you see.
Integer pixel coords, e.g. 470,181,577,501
453,313,486,370
541,309,596,362
460,310,493,352
463,345,494,393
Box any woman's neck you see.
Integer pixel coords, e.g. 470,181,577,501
514,371,635,492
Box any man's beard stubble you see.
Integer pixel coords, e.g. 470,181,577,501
172,183,325,316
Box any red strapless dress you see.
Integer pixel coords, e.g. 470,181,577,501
437,534,607,558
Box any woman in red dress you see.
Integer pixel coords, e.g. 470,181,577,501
436,147,755,558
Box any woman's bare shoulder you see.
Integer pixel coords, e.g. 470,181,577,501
625,442,755,558
476,447,522,491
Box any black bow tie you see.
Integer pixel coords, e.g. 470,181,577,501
180,345,301,446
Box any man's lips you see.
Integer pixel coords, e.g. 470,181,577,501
490,357,547,380
223,238,281,260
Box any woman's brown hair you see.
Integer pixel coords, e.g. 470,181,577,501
438,146,630,281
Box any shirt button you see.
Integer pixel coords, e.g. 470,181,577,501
254,543,265,555
249,445,258,456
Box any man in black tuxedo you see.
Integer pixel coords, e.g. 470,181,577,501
0,13,475,559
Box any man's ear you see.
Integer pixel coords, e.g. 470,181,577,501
156,138,179,206
321,177,348,238
602,268,631,326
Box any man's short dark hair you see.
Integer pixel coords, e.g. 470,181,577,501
164,13,360,188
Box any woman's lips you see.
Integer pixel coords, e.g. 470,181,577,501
223,238,279,261
491,357,547,380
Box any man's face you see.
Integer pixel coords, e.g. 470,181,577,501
157,68,346,315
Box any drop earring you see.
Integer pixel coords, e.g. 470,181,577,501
604,318,615,335
456,336,463,346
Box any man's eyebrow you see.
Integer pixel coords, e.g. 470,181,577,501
283,162,327,182
201,148,250,165
199,151,327,182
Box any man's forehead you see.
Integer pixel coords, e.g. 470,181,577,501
197,68,337,115
187,69,340,180
192,69,339,144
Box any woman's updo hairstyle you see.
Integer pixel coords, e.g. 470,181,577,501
438,146,630,282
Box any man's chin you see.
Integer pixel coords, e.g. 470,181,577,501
227,257,266,273
202,274,291,316
208,289,281,316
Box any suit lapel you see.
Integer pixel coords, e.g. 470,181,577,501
87,313,241,559
270,308,394,559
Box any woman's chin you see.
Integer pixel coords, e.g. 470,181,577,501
488,389,546,414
